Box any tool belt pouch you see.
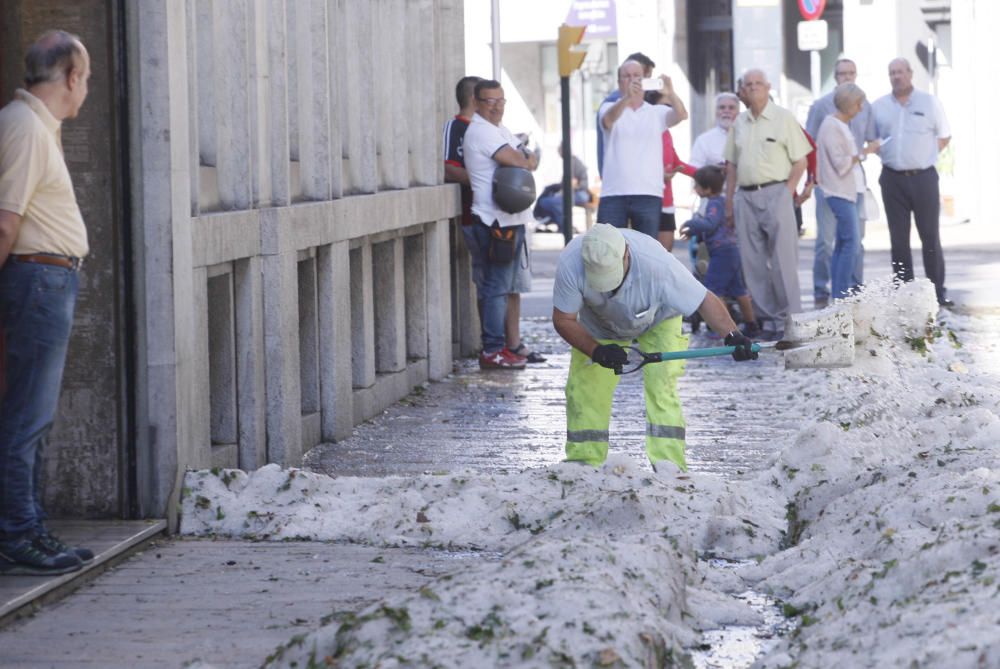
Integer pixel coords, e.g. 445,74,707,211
488,223,516,263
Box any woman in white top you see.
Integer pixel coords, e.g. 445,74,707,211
816,83,880,299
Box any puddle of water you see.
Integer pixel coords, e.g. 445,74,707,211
690,559,792,669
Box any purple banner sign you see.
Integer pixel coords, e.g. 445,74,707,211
565,0,617,40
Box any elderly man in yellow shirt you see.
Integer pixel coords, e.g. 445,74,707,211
0,30,93,576
724,69,812,337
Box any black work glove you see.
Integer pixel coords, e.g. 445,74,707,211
591,343,628,370
725,330,758,362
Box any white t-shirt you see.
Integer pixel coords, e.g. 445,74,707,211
553,228,706,340
598,102,679,198
463,113,534,228
689,125,729,168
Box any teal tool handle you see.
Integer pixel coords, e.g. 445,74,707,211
654,342,765,361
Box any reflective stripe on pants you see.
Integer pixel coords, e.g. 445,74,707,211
564,315,689,470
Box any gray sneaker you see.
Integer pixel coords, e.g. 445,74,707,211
0,530,83,576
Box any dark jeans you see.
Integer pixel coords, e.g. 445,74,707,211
596,195,662,239
468,219,524,353
535,189,591,230
0,260,78,540
879,167,946,302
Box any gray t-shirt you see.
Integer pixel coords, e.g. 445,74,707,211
553,229,707,340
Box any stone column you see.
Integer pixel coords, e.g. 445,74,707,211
212,0,253,210
372,237,406,374
234,256,267,469
293,0,333,201
425,219,454,378
317,241,354,440
260,209,303,465
129,0,196,523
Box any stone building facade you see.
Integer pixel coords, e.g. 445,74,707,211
0,0,473,528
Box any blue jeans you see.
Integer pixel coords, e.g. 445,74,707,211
826,195,861,300
469,220,523,352
0,260,78,540
535,190,590,231
460,225,484,287
815,187,866,300
596,195,661,239
812,187,835,300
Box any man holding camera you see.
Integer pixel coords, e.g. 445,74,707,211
462,79,538,369
597,59,688,239
552,224,757,471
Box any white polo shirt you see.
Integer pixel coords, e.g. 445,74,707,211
598,102,679,198
463,113,534,228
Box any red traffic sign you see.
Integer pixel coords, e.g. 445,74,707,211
797,0,826,21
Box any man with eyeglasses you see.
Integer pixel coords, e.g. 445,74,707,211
598,59,688,240
462,79,539,369
806,58,878,309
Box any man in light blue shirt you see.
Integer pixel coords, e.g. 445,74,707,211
806,58,878,308
872,57,952,306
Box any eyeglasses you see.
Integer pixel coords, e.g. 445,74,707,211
477,97,506,107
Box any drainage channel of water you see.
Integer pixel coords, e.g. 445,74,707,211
689,558,794,669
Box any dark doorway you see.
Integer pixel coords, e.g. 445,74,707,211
0,1,134,520
687,0,734,138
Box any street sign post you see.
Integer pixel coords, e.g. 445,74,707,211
558,24,587,245
797,19,828,100
797,19,828,51
797,0,826,21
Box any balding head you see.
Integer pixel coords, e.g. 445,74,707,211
888,58,912,73
617,59,644,97
888,57,914,98
23,29,90,120
741,68,770,113
24,30,85,87
617,59,644,81
742,68,769,86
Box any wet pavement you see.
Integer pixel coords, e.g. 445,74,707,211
2,219,997,668
302,317,796,480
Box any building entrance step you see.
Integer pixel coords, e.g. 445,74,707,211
0,519,166,627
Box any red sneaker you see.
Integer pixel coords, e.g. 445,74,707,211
479,347,527,369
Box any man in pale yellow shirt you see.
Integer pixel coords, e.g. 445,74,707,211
0,30,93,576
724,69,811,335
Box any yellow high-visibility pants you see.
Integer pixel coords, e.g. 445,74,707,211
565,315,689,470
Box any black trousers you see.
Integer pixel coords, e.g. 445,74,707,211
878,167,946,302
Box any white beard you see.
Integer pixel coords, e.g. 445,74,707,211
717,118,735,131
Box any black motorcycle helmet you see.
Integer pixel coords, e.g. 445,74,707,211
492,166,536,214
